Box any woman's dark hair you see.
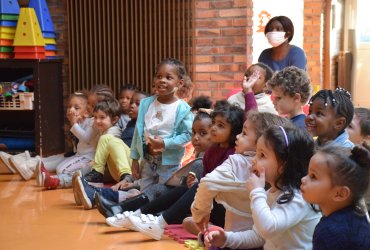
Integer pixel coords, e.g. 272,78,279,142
210,100,244,147
319,143,370,214
264,16,294,42
93,98,122,120
190,95,213,112
309,88,354,129
263,125,314,204
354,107,370,136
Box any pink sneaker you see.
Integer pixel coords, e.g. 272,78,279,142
43,173,60,189
35,162,50,187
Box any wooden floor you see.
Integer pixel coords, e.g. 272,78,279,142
0,169,189,250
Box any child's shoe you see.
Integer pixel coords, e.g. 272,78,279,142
0,151,29,174
75,176,99,209
72,171,82,205
129,214,165,240
35,161,49,187
9,151,37,180
43,173,60,189
84,169,103,183
106,211,138,229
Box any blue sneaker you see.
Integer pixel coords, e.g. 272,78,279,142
76,177,100,209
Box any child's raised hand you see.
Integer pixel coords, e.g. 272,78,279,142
242,70,261,93
204,227,227,248
195,215,210,233
67,109,79,124
246,167,265,193
131,160,141,180
147,135,165,152
186,172,198,188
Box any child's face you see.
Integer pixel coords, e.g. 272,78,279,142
271,86,297,117
210,115,232,148
301,152,335,207
119,90,135,114
154,64,183,97
129,92,146,120
245,65,266,94
235,120,257,154
346,114,364,144
93,110,116,132
191,118,213,154
67,96,88,118
252,136,281,188
305,99,340,142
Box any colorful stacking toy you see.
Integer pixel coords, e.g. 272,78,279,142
28,0,57,59
13,7,45,59
0,0,20,58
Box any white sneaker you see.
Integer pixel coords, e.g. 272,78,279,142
9,151,37,181
0,151,29,174
34,159,44,187
106,211,137,229
129,214,164,240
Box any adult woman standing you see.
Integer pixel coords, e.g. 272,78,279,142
258,16,307,71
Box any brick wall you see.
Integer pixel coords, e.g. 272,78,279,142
303,0,325,92
192,0,253,99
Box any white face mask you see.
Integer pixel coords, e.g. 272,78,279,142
266,31,288,47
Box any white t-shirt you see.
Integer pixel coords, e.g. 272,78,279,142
144,99,180,143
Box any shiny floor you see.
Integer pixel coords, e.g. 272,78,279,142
0,169,188,250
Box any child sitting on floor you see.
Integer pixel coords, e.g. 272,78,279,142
268,66,312,128
301,143,370,249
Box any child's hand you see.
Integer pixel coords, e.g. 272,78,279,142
131,160,141,180
147,136,165,152
204,227,227,248
186,172,198,188
246,167,265,193
111,180,133,191
242,70,261,93
66,110,79,124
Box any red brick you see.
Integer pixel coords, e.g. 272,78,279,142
195,55,212,63
221,27,246,36
223,46,246,54
212,37,234,45
210,73,234,81
234,55,247,63
233,18,247,27
212,55,234,63
195,1,210,9
194,38,213,46
219,9,246,17
210,1,233,9
194,73,212,81
196,29,221,37
195,64,220,72
195,19,233,28
219,64,242,72
196,10,219,19
233,0,248,8
195,47,219,54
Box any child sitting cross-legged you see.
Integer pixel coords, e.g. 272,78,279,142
268,66,312,128
301,143,370,249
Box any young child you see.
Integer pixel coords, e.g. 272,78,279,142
93,110,215,219
301,144,370,249
109,101,244,241
228,62,277,115
18,91,100,187
191,112,290,234
130,58,193,192
205,126,320,249
73,91,148,209
346,107,370,144
268,66,312,128
306,88,354,148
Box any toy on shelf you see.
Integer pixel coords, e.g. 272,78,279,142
0,0,20,59
0,80,33,110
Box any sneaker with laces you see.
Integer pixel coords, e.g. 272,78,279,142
84,169,103,183
35,161,49,187
9,152,36,180
72,171,82,205
129,214,164,240
43,173,60,189
106,211,138,229
75,176,98,209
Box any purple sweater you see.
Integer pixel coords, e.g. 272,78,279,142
202,145,235,177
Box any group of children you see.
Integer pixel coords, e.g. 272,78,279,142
1,57,370,250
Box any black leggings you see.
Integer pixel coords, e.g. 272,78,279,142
140,183,225,226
